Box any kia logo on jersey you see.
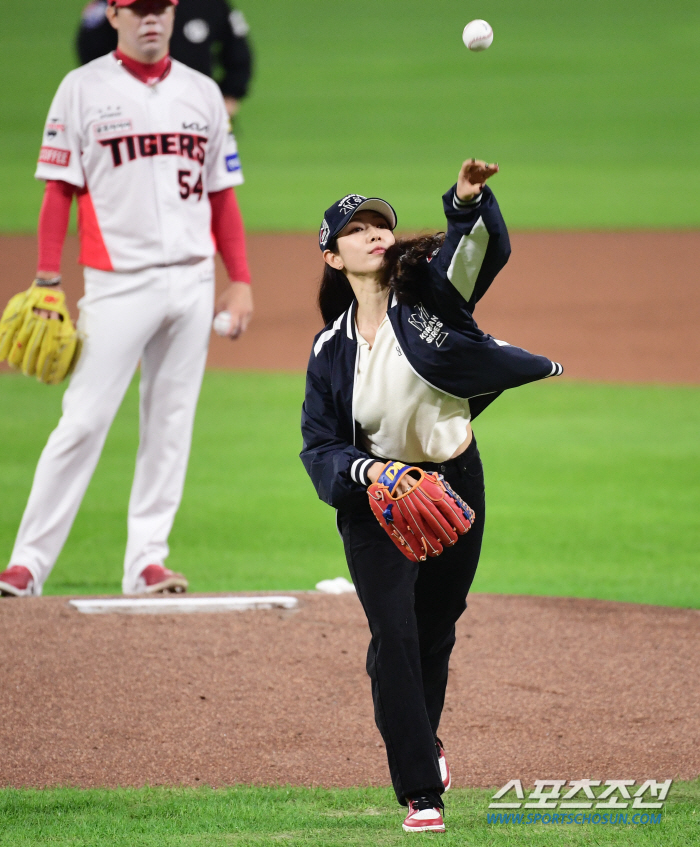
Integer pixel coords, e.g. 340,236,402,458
99,133,208,167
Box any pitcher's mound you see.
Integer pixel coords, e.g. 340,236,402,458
0,592,697,788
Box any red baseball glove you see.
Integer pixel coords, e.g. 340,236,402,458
368,461,476,562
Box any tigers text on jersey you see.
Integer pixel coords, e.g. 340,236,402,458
35,53,243,273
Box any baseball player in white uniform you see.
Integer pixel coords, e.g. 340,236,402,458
0,0,252,597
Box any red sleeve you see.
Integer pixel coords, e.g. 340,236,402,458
210,188,251,284
37,180,75,275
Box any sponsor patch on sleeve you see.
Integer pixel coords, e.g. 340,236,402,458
225,152,241,173
45,120,66,140
38,147,71,167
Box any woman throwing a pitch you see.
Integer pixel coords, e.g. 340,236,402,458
300,159,562,833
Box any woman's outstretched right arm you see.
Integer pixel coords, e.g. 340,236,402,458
427,159,511,320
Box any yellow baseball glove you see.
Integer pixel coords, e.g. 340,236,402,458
0,283,82,385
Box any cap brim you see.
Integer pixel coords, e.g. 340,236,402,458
345,198,397,231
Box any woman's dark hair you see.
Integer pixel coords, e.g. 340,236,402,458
318,232,446,325
317,238,355,326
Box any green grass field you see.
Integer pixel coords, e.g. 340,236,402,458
0,0,698,231
1,782,698,846
1,372,698,607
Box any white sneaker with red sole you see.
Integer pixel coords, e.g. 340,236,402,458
402,797,445,833
134,564,188,594
0,565,36,597
436,737,451,791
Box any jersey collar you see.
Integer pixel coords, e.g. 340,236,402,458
114,49,172,86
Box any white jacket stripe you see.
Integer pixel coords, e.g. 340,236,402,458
314,313,345,356
446,216,489,302
359,458,374,486
350,458,364,483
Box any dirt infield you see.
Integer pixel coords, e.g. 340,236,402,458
0,592,697,789
1,232,699,382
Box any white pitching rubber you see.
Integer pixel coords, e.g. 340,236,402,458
69,596,299,614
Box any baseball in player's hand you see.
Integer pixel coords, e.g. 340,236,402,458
456,159,499,202
215,282,253,339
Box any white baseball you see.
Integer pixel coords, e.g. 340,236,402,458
213,310,233,337
462,19,493,52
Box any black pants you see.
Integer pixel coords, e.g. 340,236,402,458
337,438,485,805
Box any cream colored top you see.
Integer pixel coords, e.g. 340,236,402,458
354,316,472,463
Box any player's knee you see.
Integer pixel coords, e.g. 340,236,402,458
371,621,419,655
419,628,457,660
54,410,113,446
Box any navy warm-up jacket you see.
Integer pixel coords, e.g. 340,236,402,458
300,184,563,512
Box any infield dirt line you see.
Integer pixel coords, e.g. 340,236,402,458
2,232,699,382
0,592,698,789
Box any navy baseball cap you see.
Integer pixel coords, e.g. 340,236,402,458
319,194,397,251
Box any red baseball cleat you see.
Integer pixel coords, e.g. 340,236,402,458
135,564,188,594
0,565,36,597
436,737,451,791
402,797,445,833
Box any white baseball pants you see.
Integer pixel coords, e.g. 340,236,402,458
10,259,215,594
